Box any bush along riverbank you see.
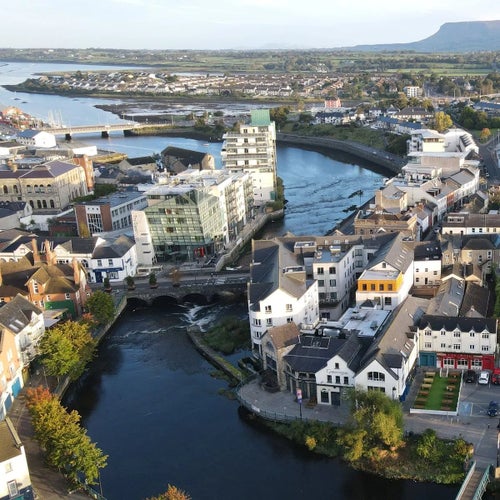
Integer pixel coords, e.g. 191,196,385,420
243,389,471,485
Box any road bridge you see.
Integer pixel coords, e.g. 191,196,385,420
124,280,247,306
40,122,173,140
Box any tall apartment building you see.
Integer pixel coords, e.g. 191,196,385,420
221,109,277,207
136,169,253,262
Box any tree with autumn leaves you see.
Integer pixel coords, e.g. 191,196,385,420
26,386,107,486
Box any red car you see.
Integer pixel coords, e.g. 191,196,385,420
491,369,500,385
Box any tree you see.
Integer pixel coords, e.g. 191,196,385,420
432,111,453,132
103,277,111,291
336,389,404,462
149,272,158,287
125,275,136,289
479,128,492,142
146,485,191,500
26,387,108,486
39,321,96,381
86,290,115,325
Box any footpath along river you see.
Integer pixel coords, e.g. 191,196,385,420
0,61,458,499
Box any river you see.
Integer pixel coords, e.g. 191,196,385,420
1,62,458,499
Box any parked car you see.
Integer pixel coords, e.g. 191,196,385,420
487,401,499,417
464,370,477,383
478,371,490,385
491,369,500,385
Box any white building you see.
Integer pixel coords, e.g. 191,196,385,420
90,235,138,283
413,242,442,287
0,418,33,499
131,210,157,268
0,295,45,367
355,296,429,400
221,109,277,206
16,129,56,148
248,239,319,357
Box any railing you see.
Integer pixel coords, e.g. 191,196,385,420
455,461,476,500
472,465,492,500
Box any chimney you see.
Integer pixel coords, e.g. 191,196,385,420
72,258,80,287
32,238,41,265
0,265,3,287
44,239,56,265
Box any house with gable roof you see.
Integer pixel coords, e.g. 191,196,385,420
0,294,44,367
90,234,137,283
355,296,429,401
248,239,319,358
355,235,414,310
16,129,56,148
0,327,23,421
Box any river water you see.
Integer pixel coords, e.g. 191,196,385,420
1,62,458,499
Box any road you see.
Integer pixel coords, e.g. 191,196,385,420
478,134,500,184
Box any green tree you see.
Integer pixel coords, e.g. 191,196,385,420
416,429,440,463
26,387,107,486
432,111,453,132
86,290,115,325
39,321,96,380
270,106,290,129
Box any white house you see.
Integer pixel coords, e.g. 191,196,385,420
0,418,33,499
16,129,56,148
248,239,319,357
355,296,429,400
0,295,44,367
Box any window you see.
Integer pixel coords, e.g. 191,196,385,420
343,376,349,385
7,480,18,498
444,358,455,366
264,305,272,314
368,386,385,393
482,333,489,339
362,284,367,291
286,317,293,323
318,280,324,287
388,284,393,291
440,343,446,348
4,461,13,473
457,359,468,368
327,375,332,383
368,372,385,381
441,330,446,336
108,259,113,266
33,281,39,293
285,304,293,312
482,346,489,352
330,279,336,287
424,342,432,348
321,391,329,403
453,332,461,338
424,330,431,336
266,318,273,327
334,363,339,369
370,284,375,291
65,293,71,299
453,344,460,350
384,297,392,306
317,267,324,275
97,259,102,267
472,359,482,368
329,267,336,274
335,376,340,384
379,284,384,291
254,319,261,326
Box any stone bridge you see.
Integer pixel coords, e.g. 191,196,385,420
124,281,247,306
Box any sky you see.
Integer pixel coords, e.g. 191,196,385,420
4,0,500,50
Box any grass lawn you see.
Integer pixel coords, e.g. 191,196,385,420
420,374,460,411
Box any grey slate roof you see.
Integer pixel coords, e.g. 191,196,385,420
92,235,135,259
0,294,42,332
418,315,497,333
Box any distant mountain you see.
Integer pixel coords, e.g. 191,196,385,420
347,20,500,52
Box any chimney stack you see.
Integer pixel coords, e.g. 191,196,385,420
32,238,41,265
44,239,56,265
72,258,80,287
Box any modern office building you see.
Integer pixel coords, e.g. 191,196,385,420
221,109,277,206
137,169,252,262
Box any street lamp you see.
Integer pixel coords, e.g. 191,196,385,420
296,378,303,420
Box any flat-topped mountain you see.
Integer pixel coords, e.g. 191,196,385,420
348,20,500,52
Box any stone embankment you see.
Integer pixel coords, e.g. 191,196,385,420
277,132,405,175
